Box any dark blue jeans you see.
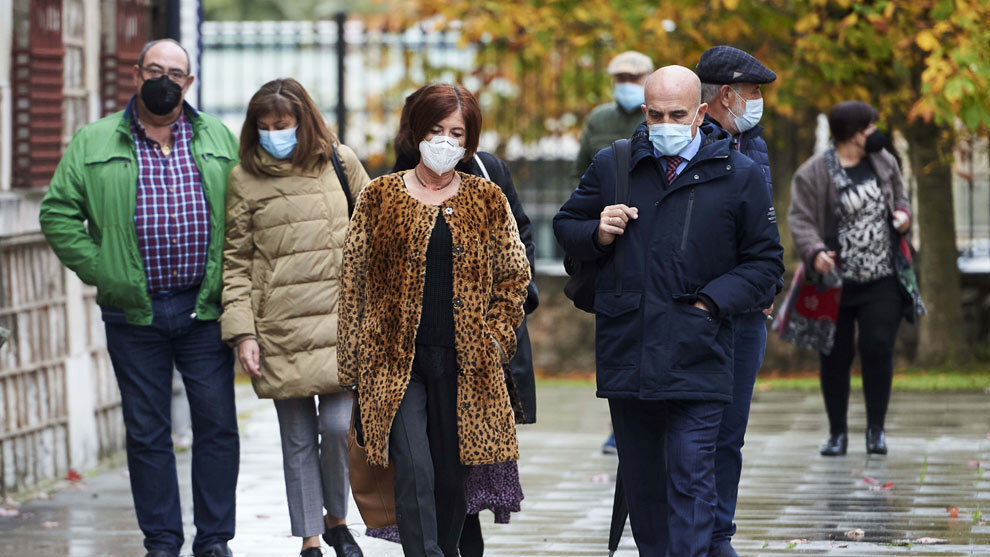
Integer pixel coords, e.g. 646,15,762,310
711,311,767,548
103,288,239,556
610,398,724,557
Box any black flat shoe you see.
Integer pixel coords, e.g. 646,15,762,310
300,548,322,557
866,427,887,455
323,525,363,557
820,431,848,456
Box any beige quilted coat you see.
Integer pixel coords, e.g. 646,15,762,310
221,145,370,399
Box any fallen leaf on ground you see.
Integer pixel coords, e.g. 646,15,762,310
863,476,877,484
947,506,960,518
911,537,948,544
0,508,19,517
66,469,83,482
845,528,865,540
42,521,59,528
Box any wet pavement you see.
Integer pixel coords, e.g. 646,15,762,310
1,384,989,556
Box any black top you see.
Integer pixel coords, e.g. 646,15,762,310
415,213,456,347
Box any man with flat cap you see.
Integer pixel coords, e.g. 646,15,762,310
696,44,781,557
575,51,655,182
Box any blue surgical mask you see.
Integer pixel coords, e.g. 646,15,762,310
258,127,298,159
727,88,763,134
648,106,700,156
614,82,645,113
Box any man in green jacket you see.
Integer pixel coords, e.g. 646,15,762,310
39,39,239,557
574,50,654,180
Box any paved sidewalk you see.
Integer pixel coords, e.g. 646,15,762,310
2,384,989,556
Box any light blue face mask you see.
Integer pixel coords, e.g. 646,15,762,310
648,106,700,156
614,82,645,113
727,87,763,134
258,126,298,159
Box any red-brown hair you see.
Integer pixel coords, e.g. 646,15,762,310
393,83,482,164
239,78,336,176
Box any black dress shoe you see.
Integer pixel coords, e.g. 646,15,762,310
820,431,848,456
194,544,232,557
300,548,323,557
866,427,887,455
145,551,177,557
323,525,363,557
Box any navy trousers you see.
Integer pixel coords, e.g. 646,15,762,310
103,288,239,556
712,311,767,547
609,398,724,557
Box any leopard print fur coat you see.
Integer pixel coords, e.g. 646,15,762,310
338,172,531,466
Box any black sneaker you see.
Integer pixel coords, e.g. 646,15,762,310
300,548,323,557
194,544,232,557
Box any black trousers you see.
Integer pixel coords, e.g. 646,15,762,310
819,275,904,434
390,345,468,557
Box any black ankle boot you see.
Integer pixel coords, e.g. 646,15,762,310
866,427,887,455
820,431,847,456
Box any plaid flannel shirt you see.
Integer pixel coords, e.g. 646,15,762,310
129,100,210,293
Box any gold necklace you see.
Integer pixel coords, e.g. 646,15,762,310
414,166,456,191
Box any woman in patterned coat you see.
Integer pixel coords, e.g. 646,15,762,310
337,83,530,557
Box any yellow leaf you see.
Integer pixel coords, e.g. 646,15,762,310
841,13,858,28
916,30,939,51
884,2,896,18
723,0,739,10
795,13,820,33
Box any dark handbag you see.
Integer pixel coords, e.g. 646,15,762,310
347,397,396,529
330,143,354,216
563,139,631,313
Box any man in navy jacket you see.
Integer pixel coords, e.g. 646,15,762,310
554,66,784,556
696,45,781,557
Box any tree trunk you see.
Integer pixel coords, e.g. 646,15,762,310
905,120,970,365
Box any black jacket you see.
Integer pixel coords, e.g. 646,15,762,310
393,152,539,422
554,123,784,402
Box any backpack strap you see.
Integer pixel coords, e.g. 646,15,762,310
473,153,491,181
331,142,354,216
612,139,631,297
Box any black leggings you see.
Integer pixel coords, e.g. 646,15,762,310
819,276,903,434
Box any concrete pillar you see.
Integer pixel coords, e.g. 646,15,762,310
64,0,104,472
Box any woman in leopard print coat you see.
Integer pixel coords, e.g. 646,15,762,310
337,83,530,556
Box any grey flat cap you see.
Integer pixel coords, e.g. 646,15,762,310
696,45,776,84
607,51,654,76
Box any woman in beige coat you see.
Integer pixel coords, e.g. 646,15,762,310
221,78,369,557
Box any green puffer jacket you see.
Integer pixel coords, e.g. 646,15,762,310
39,104,239,325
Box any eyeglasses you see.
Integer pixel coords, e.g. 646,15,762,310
140,65,188,82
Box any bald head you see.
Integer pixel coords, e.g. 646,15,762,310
641,65,707,136
644,65,702,108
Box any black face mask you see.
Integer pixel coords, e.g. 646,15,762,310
864,129,887,153
140,75,183,115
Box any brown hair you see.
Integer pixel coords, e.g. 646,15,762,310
239,78,336,176
393,83,482,164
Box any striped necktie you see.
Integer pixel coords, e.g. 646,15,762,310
664,155,684,184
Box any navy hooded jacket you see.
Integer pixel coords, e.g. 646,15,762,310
553,122,784,402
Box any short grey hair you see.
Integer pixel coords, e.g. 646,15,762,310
700,82,723,104
137,39,191,74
